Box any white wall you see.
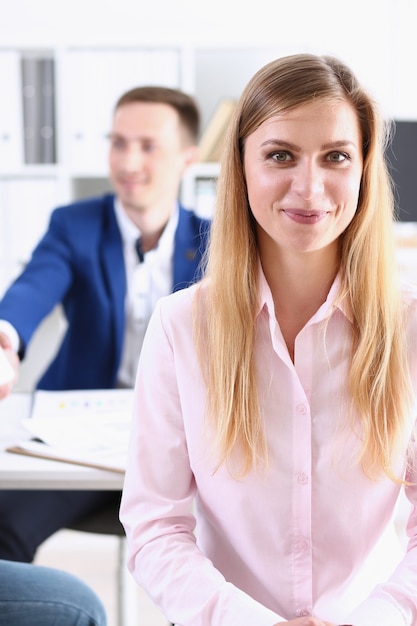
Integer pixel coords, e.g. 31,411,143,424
2,0,417,120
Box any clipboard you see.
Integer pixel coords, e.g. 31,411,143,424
6,388,133,473
6,440,125,473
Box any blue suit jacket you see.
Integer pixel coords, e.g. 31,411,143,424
0,194,210,390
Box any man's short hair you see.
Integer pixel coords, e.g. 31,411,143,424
115,86,200,144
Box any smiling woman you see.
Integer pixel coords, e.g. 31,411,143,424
243,100,363,310
120,54,417,626
242,99,364,358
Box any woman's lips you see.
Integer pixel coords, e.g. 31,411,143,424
283,209,328,224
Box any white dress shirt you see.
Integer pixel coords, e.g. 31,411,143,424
114,198,178,388
120,269,417,626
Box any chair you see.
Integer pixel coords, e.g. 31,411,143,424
67,502,140,626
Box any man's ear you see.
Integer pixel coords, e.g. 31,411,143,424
183,144,200,169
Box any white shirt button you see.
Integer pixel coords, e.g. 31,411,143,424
296,403,307,415
297,472,309,485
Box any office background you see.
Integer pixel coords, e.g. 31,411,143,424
1,2,417,624
3,0,416,120
2,0,417,260
1,0,416,390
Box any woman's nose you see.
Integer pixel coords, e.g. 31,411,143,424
291,161,324,200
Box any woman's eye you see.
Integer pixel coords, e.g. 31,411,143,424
327,151,349,163
271,151,291,162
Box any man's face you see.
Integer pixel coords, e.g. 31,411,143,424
108,101,194,214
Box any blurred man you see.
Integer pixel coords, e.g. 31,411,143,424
0,86,210,562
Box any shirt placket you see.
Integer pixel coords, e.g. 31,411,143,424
291,331,313,618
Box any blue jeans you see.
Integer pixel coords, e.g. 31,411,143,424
0,560,106,625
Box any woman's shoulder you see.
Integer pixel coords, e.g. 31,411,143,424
157,280,208,321
145,281,208,351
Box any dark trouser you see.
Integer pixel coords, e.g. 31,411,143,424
0,490,122,562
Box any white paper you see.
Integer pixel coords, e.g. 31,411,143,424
10,438,126,473
17,388,134,472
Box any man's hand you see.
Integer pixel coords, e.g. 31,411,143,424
0,332,19,399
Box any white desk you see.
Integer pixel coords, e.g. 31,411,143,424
0,393,125,490
0,392,142,626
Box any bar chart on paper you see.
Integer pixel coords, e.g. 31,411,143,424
7,388,134,472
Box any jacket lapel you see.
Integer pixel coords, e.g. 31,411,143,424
172,205,207,291
100,196,126,364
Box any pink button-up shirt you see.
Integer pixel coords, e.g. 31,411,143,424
120,270,417,626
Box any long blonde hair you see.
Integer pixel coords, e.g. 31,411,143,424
194,53,411,478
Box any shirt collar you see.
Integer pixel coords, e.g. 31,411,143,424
114,197,140,248
113,197,179,253
256,262,353,325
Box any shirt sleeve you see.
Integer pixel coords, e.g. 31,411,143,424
343,438,417,626
0,320,20,352
120,296,282,626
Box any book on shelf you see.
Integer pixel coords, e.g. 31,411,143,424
198,98,236,163
6,388,134,473
21,55,56,165
39,58,56,163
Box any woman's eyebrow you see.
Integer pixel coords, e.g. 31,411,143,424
260,138,358,151
321,139,358,150
260,139,301,151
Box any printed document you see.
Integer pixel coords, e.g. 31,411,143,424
7,388,134,473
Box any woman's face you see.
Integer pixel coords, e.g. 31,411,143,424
243,99,363,260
